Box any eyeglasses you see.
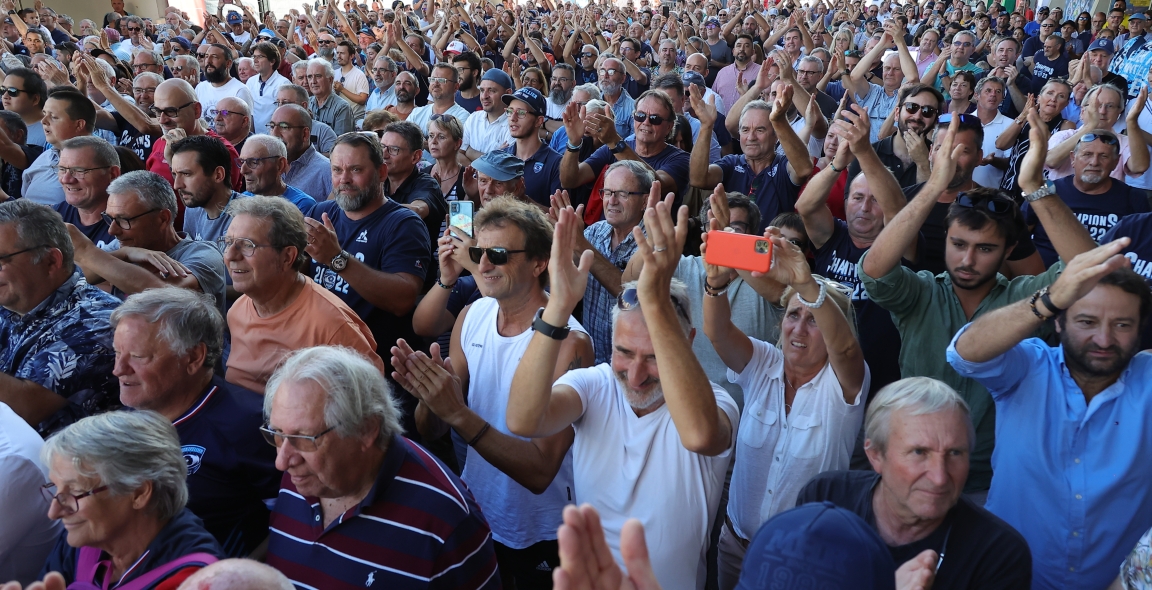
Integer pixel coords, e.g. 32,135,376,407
101,208,161,229
371,67,396,74
260,425,337,452
506,107,536,119
469,246,527,264
430,113,456,123
53,165,111,178
0,244,46,269
149,101,195,118
617,287,691,324
127,26,142,31
955,192,1014,214
598,68,619,76
209,108,248,119
902,102,939,118
796,68,822,76
216,235,277,256
317,39,336,45
132,62,158,71
1080,132,1120,146
580,52,596,57
633,111,668,125
844,50,863,58
237,156,279,169
0,86,28,96
599,188,645,200
952,40,973,47
132,86,157,94
40,483,109,514
380,143,409,155
266,121,308,130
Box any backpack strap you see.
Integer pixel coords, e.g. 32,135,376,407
110,553,219,590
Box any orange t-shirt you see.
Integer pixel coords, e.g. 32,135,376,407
226,278,385,393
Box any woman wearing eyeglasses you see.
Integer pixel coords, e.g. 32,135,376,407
703,227,867,590
34,411,223,589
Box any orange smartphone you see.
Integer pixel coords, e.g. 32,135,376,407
704,230,773,274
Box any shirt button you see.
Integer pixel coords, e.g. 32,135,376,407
315,514,321,522
1069,567,1075,572
1075,494,1083,500
1072,531,1079,537
768,489,773,494
1074,458,1081,463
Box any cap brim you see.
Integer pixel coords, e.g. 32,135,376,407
472,160,519,182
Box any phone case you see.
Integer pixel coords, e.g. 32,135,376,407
704,230,773,274
449,202,474,238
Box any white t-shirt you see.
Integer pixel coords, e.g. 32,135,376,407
546,96,568,120
459,297,583,548
461,110,513,154
974,112,1014,189
227,30,252,45
555,364,738,590
336,65,371,120
196,78,255,126
1127,100,1152,189
0,403,61,585
246,70,291,133
407,103,472,134
727,338,867,540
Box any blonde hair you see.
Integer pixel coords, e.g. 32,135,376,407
777,275,858,344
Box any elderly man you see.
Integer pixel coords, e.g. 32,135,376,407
366,55,398,111
471,151,528,205
563,43,599,85
145,79,243,192
209,96,252,155
380,121,446,256
845,25,921,141
274,84,337,155
245,42,289,132
131,50,164,77
1046,84,1148,184
22,87,95,206
239,135,317,214
0,200,119,436
393,197,593,587
269,104,332,203
52,136,119,249
172,135,249,243
196,43,254,119
508,205,737,590
547,85,602,155
797,377,1033,586
408,62,471,133
595,57,635,139
92,68,164,163
948,244,1152,589
68,170,227,314
173,54,200,86
177,559,295,590
305,59,354,136
263,346,499,588
111,287,280,558
684,53,726,114
462,68,514,161
236,57,256,84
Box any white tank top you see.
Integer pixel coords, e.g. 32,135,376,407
458,297,586,549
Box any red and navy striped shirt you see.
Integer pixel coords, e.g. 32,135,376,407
266,435,500,590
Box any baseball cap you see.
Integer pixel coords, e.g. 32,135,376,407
473,151,524,181
258,28,276,39
705,16,720,26
172,36,192,51
445,39,467,55
481,68,514,90
1088,37,1116,54
502,86,546,116
226,11,242,24
1129,12,1148,19
682,71,706,90
736,502,896,590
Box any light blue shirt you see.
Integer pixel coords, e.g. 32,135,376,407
946,327,1152,590
21,147,63,205
284,145,333,203
609,90,635,140
366,85,397,112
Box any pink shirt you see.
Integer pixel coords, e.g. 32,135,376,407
712,61,762,120
1045,129,1135,181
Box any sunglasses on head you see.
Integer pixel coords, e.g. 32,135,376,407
469,247,526,265
617,287,691,323
902,102,939,118
956,192,1014,214
633,111,667,125
1080,132,1120,146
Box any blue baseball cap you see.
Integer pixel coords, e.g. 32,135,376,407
1130,11,1148,19
501,86,547,116
258,28,276,39
481,68,514,90
226,11,243,24
736,502,896,590
472,151,524,182
1088,37,1116,54
682,71,707,90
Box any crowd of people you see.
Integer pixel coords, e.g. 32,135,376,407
3,0,1152,587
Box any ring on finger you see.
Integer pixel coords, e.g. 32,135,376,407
653,246,667,253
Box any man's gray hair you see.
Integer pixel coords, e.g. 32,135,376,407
136,49,163,66
954,30,978,45
799,55,825,72
244,134,288,159
108,171,178,222
124,15,145,27
175,54,199,74
264,346,403,450
292,60,309,76
237,56,254,69
58,14,74,26
0,200,73,268
605,160,655,197
307,58,334,78
585,98,608,114
973,75,1005,96
110,287,224,369
279,83,309,104
134,71,164,86
611,279,693,337
41,411,188,521
228,196,309,270
864,377,975,455
740,99,773,125
573,83,602,100
60,135,120,168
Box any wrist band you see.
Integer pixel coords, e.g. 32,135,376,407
1039,288,1064,317
704,277,732,297
436,276,457,290
567,141,581,151
467,422,491,446
796,280,828,309
828,161,843,172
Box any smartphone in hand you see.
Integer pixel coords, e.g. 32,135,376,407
703,230,773,274
449,201,474,238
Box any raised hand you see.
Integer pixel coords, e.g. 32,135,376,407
588,112,622,148
768,84,794,123
391,340,468,424
1018,105,1050,194
562,100,587,145
687,83,717,127
1047,238,1133,312
927,114,961,187
547,207,594,318
633,195,689,301
553,504,661,590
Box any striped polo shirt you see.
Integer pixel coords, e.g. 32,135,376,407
266,434,500,590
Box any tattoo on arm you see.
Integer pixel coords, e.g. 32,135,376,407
567,354,582,372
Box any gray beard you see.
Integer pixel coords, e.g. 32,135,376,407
599,81,622,97
614,371,665,411
550,87,573,104
318,48,334,61
334,185,376,211
1078,172,1105,184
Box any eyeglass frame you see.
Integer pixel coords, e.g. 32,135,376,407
598,188,646,200
955,192,1014,214
0,244,48,270
469,246,527,265
237,156,280,169
52,165,112,178
149,101,195,119
617,287,692,325
215,235,278,256
40,482,109,514
101,208,162,230
260,424,337,451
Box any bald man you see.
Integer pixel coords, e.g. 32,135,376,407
177,559,294,590
145,79,244,192
211,96,252,154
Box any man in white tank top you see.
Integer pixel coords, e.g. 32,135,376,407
391,196,594,589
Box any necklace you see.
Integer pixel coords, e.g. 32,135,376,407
784,374,798,413
434,163,460,183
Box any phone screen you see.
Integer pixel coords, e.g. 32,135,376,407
449,201,474,238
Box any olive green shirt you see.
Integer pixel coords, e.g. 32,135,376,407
857,250,1064,492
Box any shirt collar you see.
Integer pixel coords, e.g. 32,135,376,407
6,270,83,322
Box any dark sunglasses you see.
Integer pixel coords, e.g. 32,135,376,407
0,86,27,97
1080,132,1120,146
955,192,1014,214
844,50,863,58
469,247,527,265
902,102,939,118
617,287,691,323
633,112,667,125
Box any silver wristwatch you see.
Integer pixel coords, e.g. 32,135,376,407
330,250,350,272
1023,180,1056,203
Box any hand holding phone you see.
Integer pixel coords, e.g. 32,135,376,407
703,230,773,274
449,200,474,238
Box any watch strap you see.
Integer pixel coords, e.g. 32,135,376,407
611,140,628,154
532,308,571,340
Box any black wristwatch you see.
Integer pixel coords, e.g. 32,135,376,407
532,308,571,340
610,140,628,154
330,250,351,272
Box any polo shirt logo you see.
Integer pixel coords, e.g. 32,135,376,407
182,445,206,475
534,162,544,173
366,571,376,586
356,230,369,243
734,165,746,173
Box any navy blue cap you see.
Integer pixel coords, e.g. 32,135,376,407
472,151,524,181
502,86,546,116
226,11,242,24
736,502,896,590
682,71,706,90
481,67,514,90
1088,37,1116,54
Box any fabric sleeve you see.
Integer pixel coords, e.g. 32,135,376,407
378,211,432,280
429,519,499,590
0,456,54,556
316,125,337,154
945,324,1043,401
728,337,783,392
181,245,227,306
658,148,692,195
554,366,605,424
582,144,614,178
856,249,933,317
333,102,355,135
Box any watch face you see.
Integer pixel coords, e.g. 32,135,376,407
331,254,348,271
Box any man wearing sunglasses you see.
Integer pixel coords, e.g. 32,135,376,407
561,42,599,85
859,115,1098,501
0,200,120,437
848,83,943,190
508,204,737,590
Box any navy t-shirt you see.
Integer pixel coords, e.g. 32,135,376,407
306,199,430,364
176,374,280,558
583,140,691,204
813,219,905,395
1101,212,1152,348
1024,177,1151,267
715,155,802,232
1030,51,1069,95
500,143,564,206
53,201,114,249
112,111,157,162
455,90,483,113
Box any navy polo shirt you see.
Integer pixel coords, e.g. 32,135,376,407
53,201,114,249
1030,51,1069,95
714,155,802,232
1025,177,1151,267
176,374,280,558
583,139,691,205
1101,212,1152,348
500,143,564,206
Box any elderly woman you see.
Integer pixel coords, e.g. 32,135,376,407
703,227,867,590
36,411,222,588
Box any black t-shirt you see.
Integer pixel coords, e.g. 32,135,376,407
112,111,157,162
1103,71,1130,97
1025,176,1151,267
1101,212,1152,348
796,470,1033,590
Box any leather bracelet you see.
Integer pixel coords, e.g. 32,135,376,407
467,422,491,446
436,276,457,290
704,277,733,297
828,161,843,172
1039,288,1065,317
